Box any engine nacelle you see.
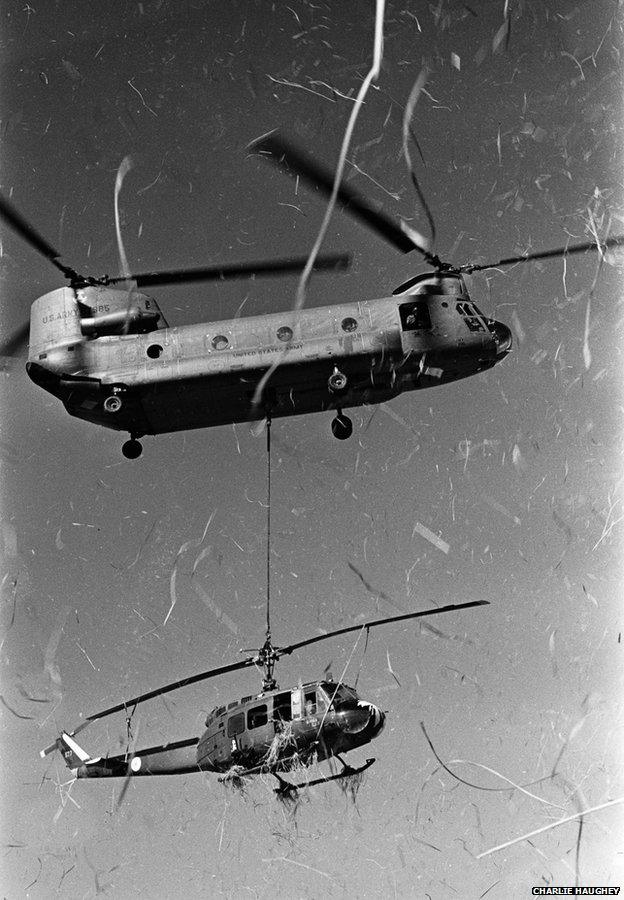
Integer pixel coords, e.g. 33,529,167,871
28,285,168,360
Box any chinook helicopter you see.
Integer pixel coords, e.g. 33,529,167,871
2,131,622,458
41,598,488,794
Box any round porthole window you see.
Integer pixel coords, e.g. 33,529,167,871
212,335,229,350
277,325,293,342
341,317,358,332
147,344,163,359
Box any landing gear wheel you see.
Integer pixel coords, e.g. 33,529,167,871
122,438,142,460
328,367,348,394
103,395,122,413
331,413,353,440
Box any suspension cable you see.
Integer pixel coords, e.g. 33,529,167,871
266,417,272,640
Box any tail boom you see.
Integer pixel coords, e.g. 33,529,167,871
42,732,200,778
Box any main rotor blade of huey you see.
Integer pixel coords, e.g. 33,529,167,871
460,235,624,273
0,321,30,357
278,599,489,657
0,194,82,283
249,131,420,255
105,252,350,289
75,656,259,731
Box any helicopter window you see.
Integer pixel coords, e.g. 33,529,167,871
212,334,229,350
399,300,432,332
247,704,268,730
321,682,358,711
456,302,486,333
277,325,293,342
303,688,317,716
341,316,358,332
147,343,163,359
227,712,245,737
273,692,292,722
227,701,238,710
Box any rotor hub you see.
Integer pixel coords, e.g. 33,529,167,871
257,637,281,693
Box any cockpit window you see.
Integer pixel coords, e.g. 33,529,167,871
456,301,486,333
320,682,358,710
302,688,316,716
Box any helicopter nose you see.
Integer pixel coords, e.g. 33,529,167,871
490,321,513,356
368,703,386,737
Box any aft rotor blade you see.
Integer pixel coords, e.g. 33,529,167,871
0,194,82,283
0,321,29,357
80,656,258,727
278,599,489,657
249,131,419,255
460,235,624,273
105,252,351,288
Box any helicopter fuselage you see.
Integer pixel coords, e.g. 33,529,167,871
65,680,385,780
44,600,489,789
25,273,511,446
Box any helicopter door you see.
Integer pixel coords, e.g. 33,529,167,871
243,702,272,752
273,691,292,726
226,711,245,753
399,299,432,354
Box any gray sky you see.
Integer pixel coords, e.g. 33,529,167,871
1,1,623,896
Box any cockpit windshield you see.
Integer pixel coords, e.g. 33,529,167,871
320,682,358,710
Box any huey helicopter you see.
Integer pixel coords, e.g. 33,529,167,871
2,131,622,459
40,598,488,794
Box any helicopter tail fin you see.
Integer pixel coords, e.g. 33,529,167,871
40,731,94,770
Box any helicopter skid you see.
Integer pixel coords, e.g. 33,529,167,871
273,757,375,796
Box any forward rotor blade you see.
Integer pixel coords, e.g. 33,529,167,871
249,130,419,255
0,321,29,357
79,656,258,728
460,235,624,273
0,194,82,283
105,252,350,288
278,599,489,657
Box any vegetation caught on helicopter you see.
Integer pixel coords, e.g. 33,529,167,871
1,132,621,459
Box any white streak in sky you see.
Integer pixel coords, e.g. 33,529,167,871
252,0,386,410
114,156,133,279
477,796,624,858
412,521,450,555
